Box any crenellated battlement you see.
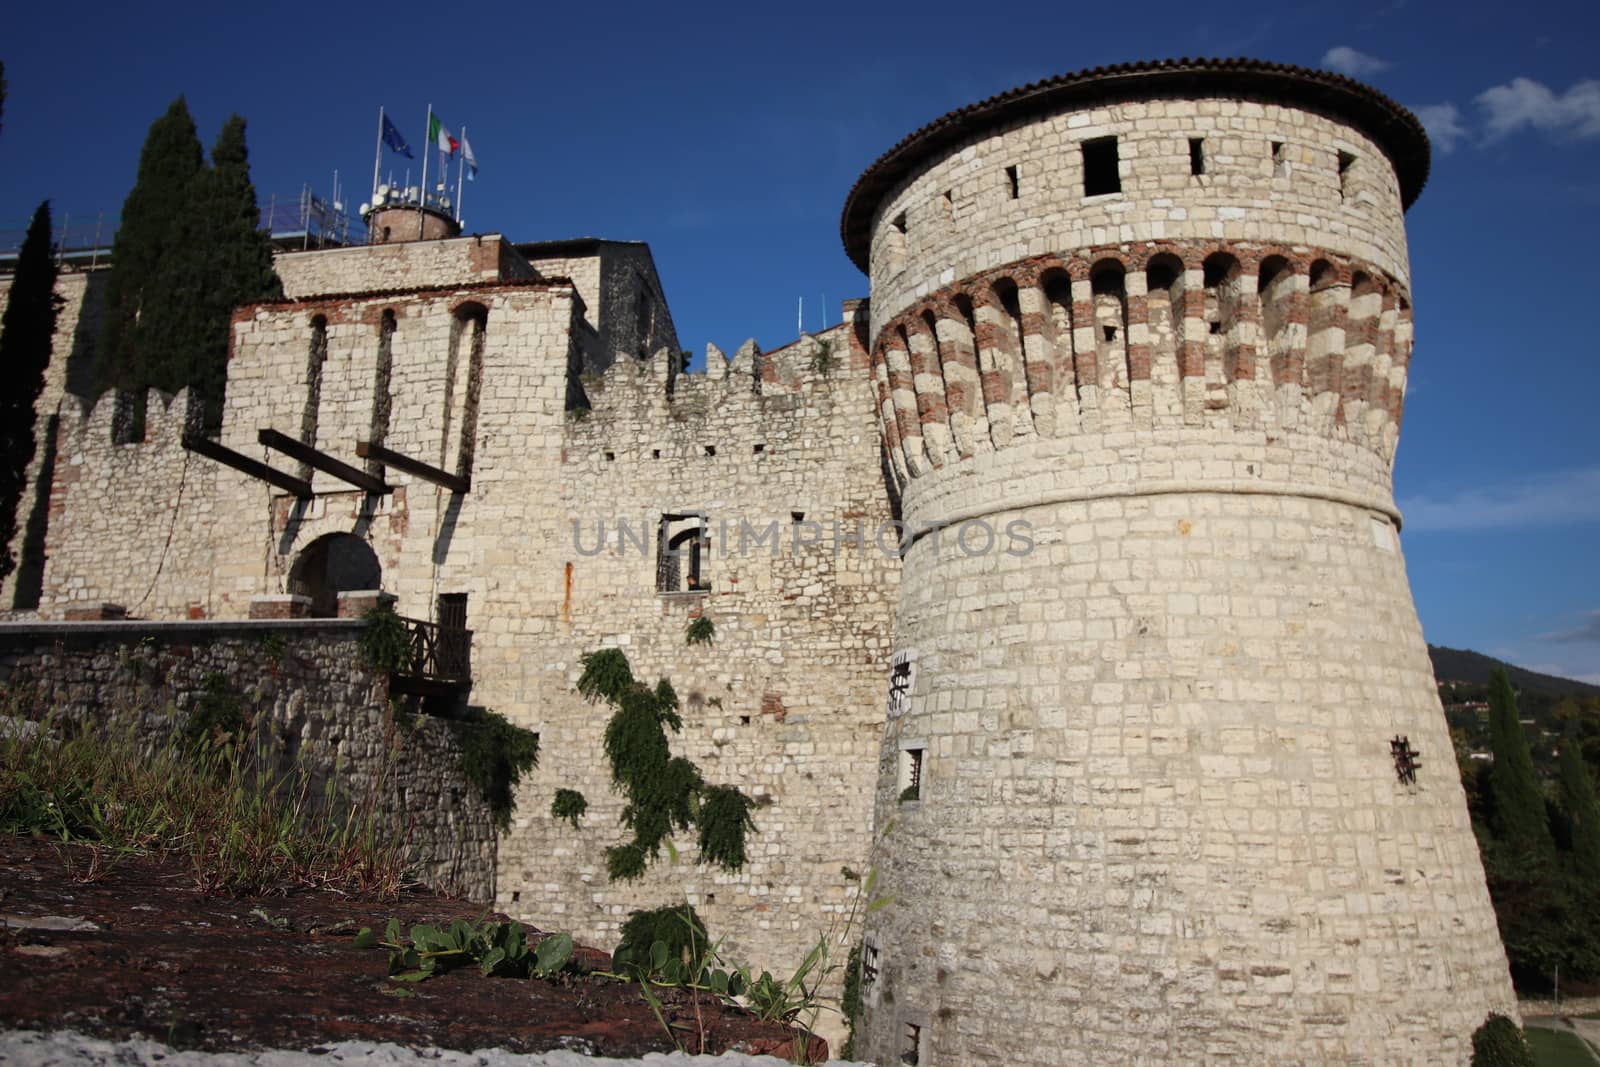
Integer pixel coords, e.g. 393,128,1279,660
572,314,869,436
58,386,205,449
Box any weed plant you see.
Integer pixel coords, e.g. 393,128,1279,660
0,703,407,897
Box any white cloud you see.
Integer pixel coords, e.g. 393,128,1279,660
1322,46,1390,77
1412,103,1466,153
1477,77,1600,141
1399,466,1600,531
1535,610,1600,645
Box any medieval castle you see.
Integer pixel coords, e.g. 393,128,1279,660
0,58,1518,1063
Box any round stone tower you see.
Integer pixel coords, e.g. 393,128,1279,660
841,58,1515,1065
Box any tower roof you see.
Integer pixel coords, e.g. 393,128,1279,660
839,57,1432,273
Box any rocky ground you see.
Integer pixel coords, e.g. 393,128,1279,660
0,836,834,1063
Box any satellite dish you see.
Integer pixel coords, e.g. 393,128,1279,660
377,184,390,196
440,196,451,208
333,201,343,212
359,202,370,215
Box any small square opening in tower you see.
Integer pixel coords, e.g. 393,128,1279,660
704,445,717,457
1082,136,1121,196
1189,137,1206,176
1338,150,1357,200
898,744,924,803
753,443,765,455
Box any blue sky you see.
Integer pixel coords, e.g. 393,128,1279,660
2,2,1596,681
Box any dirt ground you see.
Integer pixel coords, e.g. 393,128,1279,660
0,835,825,1060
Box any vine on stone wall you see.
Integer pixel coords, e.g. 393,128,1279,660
452,709,540,832
551,788,587,829
575,647,756,882
357,604,409,674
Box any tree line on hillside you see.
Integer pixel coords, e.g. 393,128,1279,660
0,85,280,581
1456,668,1600,991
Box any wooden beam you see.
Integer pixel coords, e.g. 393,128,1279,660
356,440,470,494
257,429,390,494
183,434,313,498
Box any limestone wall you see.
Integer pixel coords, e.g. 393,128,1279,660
0,618,497,899
494,317,898,1032
273,234,525,299
0,269,107,613
853,84,1515,1065
866,98,1409,340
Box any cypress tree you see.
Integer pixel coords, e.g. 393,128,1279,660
0,202,61,581
96,98,204,401
132,114,282,432
1487,667,1554,854
1558,726,1600,881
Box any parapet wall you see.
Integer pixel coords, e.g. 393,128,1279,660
0,618,497,900
273,233,531,299
41,387,219,620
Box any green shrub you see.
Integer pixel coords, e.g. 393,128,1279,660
179,672,247,757
454,709,539,832
697,784,756,870
577,648,633,703
551,788,587,829
358,604,409,673
685,616,715,646
613,903,708,976
1471,1013,1533,1067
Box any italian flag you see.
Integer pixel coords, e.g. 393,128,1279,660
428,113,459,157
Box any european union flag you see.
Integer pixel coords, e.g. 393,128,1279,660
382,115,413,159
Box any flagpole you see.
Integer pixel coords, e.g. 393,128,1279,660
455,126,467,225
371,106,384,203
418,104,432,240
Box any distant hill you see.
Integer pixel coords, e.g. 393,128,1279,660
1428,645,1600,697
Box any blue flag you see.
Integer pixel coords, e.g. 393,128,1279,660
382,115,413,159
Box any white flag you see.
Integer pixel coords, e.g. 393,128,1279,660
462,134,479,181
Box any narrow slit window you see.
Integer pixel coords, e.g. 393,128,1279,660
942,190,954,221
861,939,881,986
1189,138,1206,176
902,1022,922,1065
899,745,924,803
652,448,661,459
1082,136,1121,196
1005,164,1019,199
1338,150,1357,200
1272,140,1288,177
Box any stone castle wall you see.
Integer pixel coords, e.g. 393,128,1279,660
852,87,1515,1065
494,317,898,1022
0,269,108,613
0,618,497,899
273,233,528,299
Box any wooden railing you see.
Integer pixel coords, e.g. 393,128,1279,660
398,617,471,687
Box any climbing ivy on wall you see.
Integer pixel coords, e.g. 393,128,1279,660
575,647,756,882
